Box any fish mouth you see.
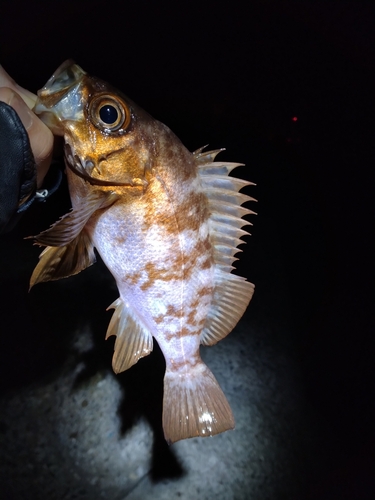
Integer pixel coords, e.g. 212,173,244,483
33,60,87,136
36,60,86,108
64,143,142,187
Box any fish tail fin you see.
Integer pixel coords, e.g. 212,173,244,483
162,360,234,444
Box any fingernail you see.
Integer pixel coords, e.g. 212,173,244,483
9,91,33,130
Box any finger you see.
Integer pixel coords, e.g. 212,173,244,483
0,88,53,187
0,65,37,109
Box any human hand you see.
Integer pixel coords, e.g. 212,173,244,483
0,65,54,233
0,65,54,187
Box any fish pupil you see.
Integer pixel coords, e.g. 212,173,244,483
99,105,118,125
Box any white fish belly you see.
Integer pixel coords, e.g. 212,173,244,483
88,194,215,366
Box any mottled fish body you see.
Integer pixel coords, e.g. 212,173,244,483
30,61,255,443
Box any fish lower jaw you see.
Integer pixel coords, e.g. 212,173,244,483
64,142,92,175
64,142,144,187
63,143,104,185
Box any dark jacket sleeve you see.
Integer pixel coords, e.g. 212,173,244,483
0,101,37,233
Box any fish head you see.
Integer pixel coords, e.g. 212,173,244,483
34,60,154,188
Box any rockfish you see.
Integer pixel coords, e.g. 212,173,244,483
30,60,255,443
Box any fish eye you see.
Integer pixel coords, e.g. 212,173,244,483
99,104,119,125
89,94,130,133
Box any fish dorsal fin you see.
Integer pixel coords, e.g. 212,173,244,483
106,298,153,373
196,147,256,346
28,191,119,247
29,231,96,288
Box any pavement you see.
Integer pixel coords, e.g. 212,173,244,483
0,208,312,500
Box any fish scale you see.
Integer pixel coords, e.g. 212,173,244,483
29,60,255,443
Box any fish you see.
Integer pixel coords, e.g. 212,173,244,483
29,60,255,443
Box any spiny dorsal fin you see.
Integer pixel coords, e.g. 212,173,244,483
28,191,119,247
29,231,96,289
196,147,256,346
106,298,153,373
194,146,225,164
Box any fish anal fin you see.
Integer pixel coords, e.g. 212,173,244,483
29,231,96,289
201,271,254,346
106,298,153,374
28,190,119,247
163,360,235,444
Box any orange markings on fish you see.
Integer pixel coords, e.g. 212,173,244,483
29,60,256,443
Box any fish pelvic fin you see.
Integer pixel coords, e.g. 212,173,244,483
106,298,153,374
162,360,234,444
29,231,96,289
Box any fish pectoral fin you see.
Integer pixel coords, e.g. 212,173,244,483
200,270,254,346
27,191,119,247
106,298,153,374
162,360,235,444
29,231,96,289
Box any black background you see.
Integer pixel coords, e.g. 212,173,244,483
0,1,374,498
